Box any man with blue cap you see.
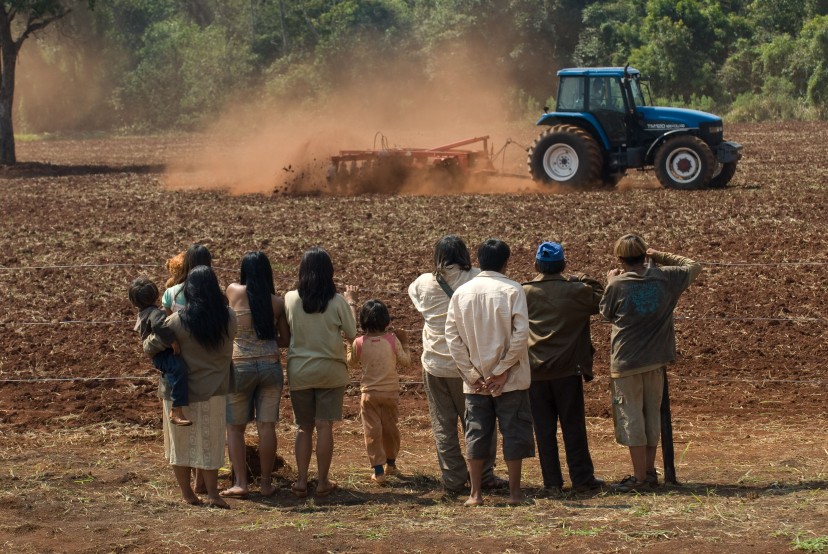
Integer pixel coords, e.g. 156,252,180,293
522,241,605,495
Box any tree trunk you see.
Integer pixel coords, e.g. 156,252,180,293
0,12,17,166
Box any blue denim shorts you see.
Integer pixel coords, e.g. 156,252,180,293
226,358,284,425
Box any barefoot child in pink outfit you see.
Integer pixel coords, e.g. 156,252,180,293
346,295,411,484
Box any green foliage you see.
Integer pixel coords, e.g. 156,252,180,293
113,17,254,130
792,534,828,553
727,77,815,121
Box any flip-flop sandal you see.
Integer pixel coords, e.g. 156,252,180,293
291,483,309,498
315,481,338,497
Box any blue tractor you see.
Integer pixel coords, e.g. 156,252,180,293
528,67,743,189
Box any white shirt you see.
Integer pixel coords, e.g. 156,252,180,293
444,271,531,394
408,265,480,378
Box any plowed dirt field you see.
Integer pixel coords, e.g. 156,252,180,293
1,122,826,553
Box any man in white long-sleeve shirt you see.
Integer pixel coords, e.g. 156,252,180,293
445,238,535,506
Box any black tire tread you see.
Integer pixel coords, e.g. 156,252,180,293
707,161,738,188
654,135,715,190
527,124,602,187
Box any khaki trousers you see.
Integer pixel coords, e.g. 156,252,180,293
360,391,401,467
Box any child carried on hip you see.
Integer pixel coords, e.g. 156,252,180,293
129,277,192,426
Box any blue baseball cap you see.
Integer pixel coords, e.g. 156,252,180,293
536,241,565,262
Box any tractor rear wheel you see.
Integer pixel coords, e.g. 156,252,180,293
528,125,602,187
654,135,715,190
706,161,737,188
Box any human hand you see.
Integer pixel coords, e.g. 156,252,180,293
485,372,508,397
392,327,409,345
646,248,657,257
607,268,623,283
472,377,487,393
343,285,358,305
171,340,181,355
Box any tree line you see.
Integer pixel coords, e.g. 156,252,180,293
14,0,828,137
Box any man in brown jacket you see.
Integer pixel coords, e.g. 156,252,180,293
523,242,605,494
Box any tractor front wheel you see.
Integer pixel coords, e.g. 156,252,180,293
654,135,715,190
528,125,602,187
706,161,738,188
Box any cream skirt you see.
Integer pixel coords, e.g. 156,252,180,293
162,395,226,470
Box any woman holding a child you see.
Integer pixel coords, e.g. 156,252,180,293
144,265,237,508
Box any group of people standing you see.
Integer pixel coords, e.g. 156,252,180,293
129,232,699,509
409,234,700,505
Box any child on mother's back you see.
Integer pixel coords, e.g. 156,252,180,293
346,289,411,485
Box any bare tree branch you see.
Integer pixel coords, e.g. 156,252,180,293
15,9,71,50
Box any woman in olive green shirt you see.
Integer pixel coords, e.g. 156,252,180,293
284,247,357,498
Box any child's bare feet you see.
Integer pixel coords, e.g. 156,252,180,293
182,492,202,506
169,407,192,426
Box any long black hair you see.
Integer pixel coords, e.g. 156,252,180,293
297,247,337,314
240,251,276,340
180,266,230,349
433,235,472,278
176,244,212,285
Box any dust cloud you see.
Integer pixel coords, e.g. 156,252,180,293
16,29,115,133
163,42,547,196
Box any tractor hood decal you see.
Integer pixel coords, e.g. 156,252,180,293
637,106,722,129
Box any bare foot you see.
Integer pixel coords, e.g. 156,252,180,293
315,479,339,497
205,496,230,509
260,483,278,497
169,407,192,426
291,482,308,498
464,496,484,507
183,493,203,506
219,486,248,499
508,493,527,506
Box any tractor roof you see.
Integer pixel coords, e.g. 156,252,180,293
557,67,641,77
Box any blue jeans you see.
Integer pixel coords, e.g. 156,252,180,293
152,349,188,408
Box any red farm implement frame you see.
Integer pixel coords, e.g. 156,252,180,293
326,134,516,190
